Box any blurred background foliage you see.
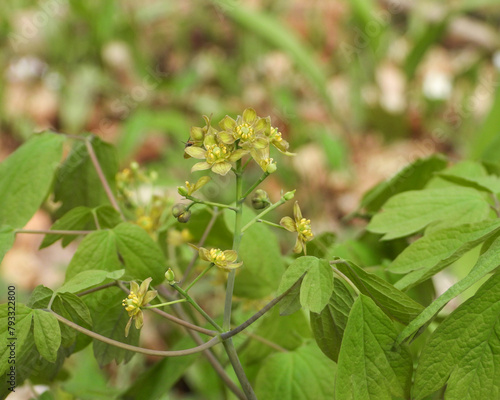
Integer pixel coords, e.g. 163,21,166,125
1,0,500,397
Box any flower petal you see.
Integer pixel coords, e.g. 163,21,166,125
242,108,257,124
125,317,133,337
222,262,243,270
199,247,211,261
143,290,158,305
293,237,303,254
194,176,211,191
223,250,238,262
134,309,144,329
293,201,303,221
190,126,204,141
228,149,249,162
280,216,297,232
218,131,236,144
130,281,139,294
191,162,212,173
254,116,270,134
211,162,232,176
185,146,207,159
138,277,153,297
253,137,269,149
219,115,237,131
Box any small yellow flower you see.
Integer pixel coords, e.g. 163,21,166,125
191,245,243,270
122,277,158,337
280,201,314,255
267,127,295,156
218,108,270,151
184,133,248,176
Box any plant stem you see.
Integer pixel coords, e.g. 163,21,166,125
160,290,246,400
241,193,289,233
77,281,117,296
185,263,215,292
144,299,187,309
254,219,287,230
221,277,304,340
181,208,219,284
185,195,237,211
224,161,243,330
240,172,269,201
171,283,223,332
85,137,126,221
222,339,257,400
50,310,221,357
15,229,94,235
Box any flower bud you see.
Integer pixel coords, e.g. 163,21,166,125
177,186,189,196
252,189,271,210
177,210,191,223
283,190,296,201
266,162,277,174
172,203,187,218
165,268,176,284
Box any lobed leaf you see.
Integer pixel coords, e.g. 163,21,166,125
255,343,336,400
336,261,423,324
57,269,124,295
335,295,413,400
413,273,500,400
32,309,62,363
310,278,354,362
391,219,500,290
0,132,65,228
398,235,500,344
367,187,491,240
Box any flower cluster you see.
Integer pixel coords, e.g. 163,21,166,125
184,108,293,176
122,277,158,337
280,201,314,254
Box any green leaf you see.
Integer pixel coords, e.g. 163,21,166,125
413,273,500,400
0,132,64,228
310,278,354,362
335,295,413,400
54,135,118,217
390,220,500,290
40,206,94,249
84,288,139,367
225,206,285,299
278,256,334,313
32,309,62,363
279,282,302,316
93,205,122,229
439,172,500,194
27,285,54,309
359,155,447,213
65,230,121,281
255,343,336,400
242,307,311,365
0,225,15,264
336,261,423,324
398,235,500,344
0,303,33,376
51,292,93,350
113,222,166,284
367,187,491,240
57,269,124,295
121,336,200,400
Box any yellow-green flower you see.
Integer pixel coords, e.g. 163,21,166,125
218,108,270,152
280,201,314,254
193,245,243,270
184,115,216,159
267,127,295,156
122,277,158,337
184,133,248,176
